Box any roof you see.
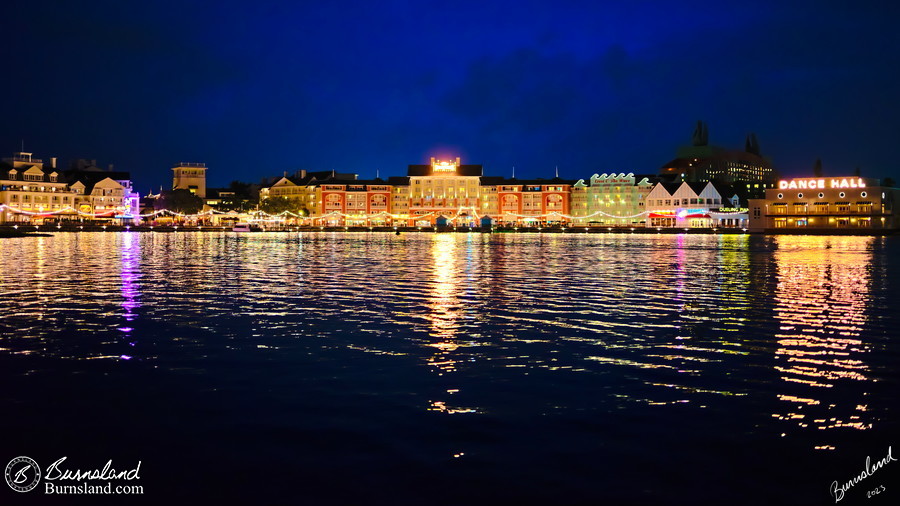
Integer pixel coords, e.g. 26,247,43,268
387,176,410,185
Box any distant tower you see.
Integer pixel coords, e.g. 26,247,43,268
744,133,761,155
691,120,708,146
171,162,207,198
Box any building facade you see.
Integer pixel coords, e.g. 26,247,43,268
645,181,747,228
172,163,207,198
569,173,652,226
748,177,900,231
0,152,77,223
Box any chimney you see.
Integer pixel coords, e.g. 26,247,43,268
50,157,57,169
108,164,114,171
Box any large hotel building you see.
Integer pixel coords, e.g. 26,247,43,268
260,157,580,227
258,157,758,228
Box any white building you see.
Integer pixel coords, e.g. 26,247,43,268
646,181,746,228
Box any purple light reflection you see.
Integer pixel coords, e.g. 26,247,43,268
119,234,141,359
120,233,141,321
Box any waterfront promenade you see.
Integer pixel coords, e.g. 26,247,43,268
3,223,897,236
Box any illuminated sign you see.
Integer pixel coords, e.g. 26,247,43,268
432,160,457,173
778,178,865,190
676,208,709,219
718,207,748,213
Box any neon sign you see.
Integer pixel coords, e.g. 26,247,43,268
778,178,865,190
432,160,457,173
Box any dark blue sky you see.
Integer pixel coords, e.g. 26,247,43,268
3,1,899,192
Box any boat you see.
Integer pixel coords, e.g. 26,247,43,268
233,223,263,232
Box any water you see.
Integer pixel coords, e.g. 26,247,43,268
1,232,898,504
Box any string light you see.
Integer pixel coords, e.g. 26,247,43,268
1,203,745,224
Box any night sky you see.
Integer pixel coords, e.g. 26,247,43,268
3,1,899,192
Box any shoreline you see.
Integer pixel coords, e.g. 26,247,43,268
1,224,896,237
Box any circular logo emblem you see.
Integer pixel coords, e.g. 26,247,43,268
5,456,41,493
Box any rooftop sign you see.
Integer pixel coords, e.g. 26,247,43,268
778,178,865,190
432,160,457,173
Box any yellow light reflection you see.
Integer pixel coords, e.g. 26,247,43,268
425,234,463,372
772,236,876,434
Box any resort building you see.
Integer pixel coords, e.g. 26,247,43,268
645,181,747,228
317,179,394,226
659,121,777,198
0,153,140,224
258,170,354,218
748,177,900,232
407,158,483,226
65,162,141,223
569,173,653,226
474,177,574,226
257,157,579,227
0,152,77,223
172,162,208,198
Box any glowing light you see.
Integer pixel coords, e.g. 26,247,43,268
778,177,865,190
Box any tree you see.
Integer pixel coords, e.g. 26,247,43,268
854,167,861,178
813,159,823,178
259,196,304,215
154,189,203,215
884,177,896,188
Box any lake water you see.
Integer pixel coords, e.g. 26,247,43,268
1,232,898,504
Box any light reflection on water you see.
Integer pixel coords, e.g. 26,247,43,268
771,236,880,436
0,232,897,456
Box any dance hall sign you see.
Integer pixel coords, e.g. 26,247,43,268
778,178,866,190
